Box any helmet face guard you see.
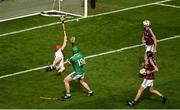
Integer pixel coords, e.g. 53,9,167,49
146,51,153,58
72,47,79,54
143,20,151,27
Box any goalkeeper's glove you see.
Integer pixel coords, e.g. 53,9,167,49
46,66,55,72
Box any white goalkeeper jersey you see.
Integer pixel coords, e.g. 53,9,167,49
54,49,64,69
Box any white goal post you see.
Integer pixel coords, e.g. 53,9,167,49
0,0,88,22
40,0,88,18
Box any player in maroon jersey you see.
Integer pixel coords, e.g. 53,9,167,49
128,51,166,106
141,20,157,65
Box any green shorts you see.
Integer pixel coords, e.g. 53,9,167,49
69,72,84,80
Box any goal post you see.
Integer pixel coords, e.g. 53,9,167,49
0,0,89,22
84,0,88,17
40,0,88,18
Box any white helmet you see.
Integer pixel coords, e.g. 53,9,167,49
143,20,151,26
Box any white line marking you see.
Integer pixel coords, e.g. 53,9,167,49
85,44,144,59
0,0,171,37
0,66,48,79
0,22,59,37
157,35,180,42
87,0,172,18
157,3,180,8
0,13,40,23
0,34,179,79
86,35,180,59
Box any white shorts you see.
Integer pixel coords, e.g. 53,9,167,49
141,79,154,88
145,45,154,52
69,72,84,80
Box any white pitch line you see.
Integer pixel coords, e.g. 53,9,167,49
0,34,180,79
87,0,172,19
157,3,180,9
0,19,72,37
85,44,144,59
0,12,40,23
86,34,180,59
0,0,171,37
0,65,48,79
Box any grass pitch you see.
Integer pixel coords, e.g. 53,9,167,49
0,0,180,109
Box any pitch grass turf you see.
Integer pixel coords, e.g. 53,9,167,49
0,0,180,109
0,39,179,109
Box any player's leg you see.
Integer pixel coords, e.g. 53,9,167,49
62,73,73,99
128,85,145,106
54,61,65,76
149,86,166,103
144,45,148,65
62,72,83,99
149,86,163,97
79,78,93,96
144,53,148,65
135,79,152,101
128,79,149,106
134,85,146,102
55,66,65,76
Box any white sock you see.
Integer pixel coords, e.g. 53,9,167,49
66,93,71,96
88,90,93,93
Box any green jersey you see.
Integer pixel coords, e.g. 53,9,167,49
69,53,85,75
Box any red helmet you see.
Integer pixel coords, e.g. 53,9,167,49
55,44,62,51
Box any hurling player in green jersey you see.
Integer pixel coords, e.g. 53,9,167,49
62,37,93,100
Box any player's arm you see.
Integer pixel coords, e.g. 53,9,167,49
141,34,145,44
64,59,71,65
146,58,159,74
82,58,86,65
46,57,62,71
61,31,67,51
141,62,148,69
55,66,65,76
149,28,157,52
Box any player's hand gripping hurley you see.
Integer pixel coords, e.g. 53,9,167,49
60,15,66,31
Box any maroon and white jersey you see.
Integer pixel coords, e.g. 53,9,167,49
144,27,154,45
144,57,156,80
